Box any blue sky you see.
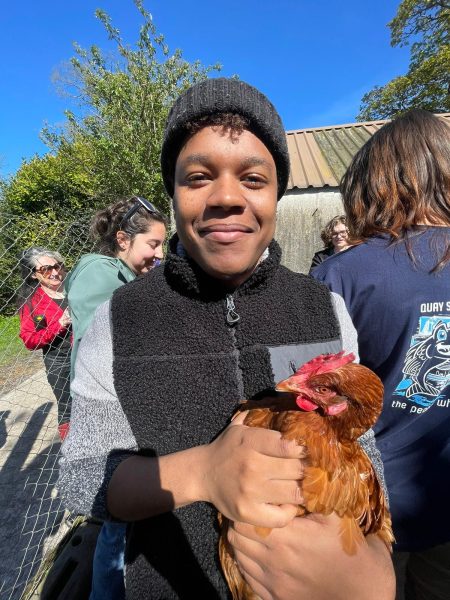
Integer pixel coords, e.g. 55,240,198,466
0,0,410,177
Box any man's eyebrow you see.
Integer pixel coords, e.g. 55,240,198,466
179,155,272,168
180,154,210,166
239,156,272,169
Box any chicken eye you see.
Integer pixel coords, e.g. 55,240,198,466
314,386,329,394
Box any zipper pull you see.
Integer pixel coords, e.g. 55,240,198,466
226,294,240,325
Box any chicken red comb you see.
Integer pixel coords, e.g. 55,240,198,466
276,352,356,391
295,351,355,378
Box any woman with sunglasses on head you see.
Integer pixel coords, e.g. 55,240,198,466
18,247,72,440
66,196,168,378
66,195,167,600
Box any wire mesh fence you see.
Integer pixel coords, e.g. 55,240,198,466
0,212,95,599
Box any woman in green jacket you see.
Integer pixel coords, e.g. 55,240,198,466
66,196,167,377
65,195,167,600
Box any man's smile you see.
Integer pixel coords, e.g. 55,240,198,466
199,223,254,243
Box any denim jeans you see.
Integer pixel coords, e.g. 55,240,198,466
90,521,127,600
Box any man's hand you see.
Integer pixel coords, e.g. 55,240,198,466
228,512,395,600
109,416,304,523
197,414,306,528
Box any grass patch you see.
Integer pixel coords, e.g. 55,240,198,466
0,315,29,368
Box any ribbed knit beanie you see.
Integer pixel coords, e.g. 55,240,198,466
161,78,290,200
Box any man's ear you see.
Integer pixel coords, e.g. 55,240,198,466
116,231,131,251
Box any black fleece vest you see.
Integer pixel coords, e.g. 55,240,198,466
111,238,341,599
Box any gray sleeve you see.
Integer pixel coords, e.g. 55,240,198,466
58,300,138,520
331,292,388,500
357,429,389,505
330,291,359,362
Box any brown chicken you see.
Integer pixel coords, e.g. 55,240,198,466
219,351,394,600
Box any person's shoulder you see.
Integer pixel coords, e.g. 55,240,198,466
67,256,130,304
30,286,50,306
113,266,163,298
68,254,123,284
313,248,332,260
74,253,120,272
278,264,332,292
312,242,372,277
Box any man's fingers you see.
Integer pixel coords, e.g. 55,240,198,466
231,519,279,543
228,524,274,600
241,502,299,529
225,417,307,459
259,480,303,506
231,410,248,425
231,550,271,600
262,456,305,481
243,427,306,458
265,503,300,528
239,572,270,600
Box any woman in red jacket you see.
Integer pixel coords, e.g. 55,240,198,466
18,247,72,440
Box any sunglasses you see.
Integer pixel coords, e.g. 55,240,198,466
120,196,160,228
34,262,64,276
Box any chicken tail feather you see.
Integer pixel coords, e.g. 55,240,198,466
340,514,365,555
376,517,396,552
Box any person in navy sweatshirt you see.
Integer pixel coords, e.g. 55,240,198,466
313,109,450,600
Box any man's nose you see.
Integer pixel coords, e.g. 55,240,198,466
207,175,246,210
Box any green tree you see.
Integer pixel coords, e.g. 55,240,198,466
2,0,220,218
1,148,95,218
357,0,450,120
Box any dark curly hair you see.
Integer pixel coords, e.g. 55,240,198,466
185,113,250,140
90,196,168,257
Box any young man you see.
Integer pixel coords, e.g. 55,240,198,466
59,78,394,599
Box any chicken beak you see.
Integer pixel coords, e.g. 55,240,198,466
275,379,297,393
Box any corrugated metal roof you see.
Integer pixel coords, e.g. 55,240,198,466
286,113,450,190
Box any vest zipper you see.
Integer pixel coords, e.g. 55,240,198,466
224,293,244,399
225,294,240,325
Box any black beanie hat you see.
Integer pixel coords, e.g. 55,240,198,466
161,78,290,200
